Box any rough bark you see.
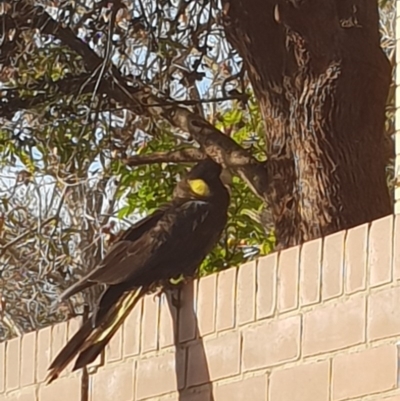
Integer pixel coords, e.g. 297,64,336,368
223,0,392,248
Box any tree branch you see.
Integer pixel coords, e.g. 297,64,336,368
125,148,205,166
0,216,57,258
7,1,270,203
13,0,144,113
0,73,99,117
160,107,269,200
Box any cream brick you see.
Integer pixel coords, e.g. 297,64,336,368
141,294,159,353
277,246,300,312
159,292,178,349
396,37,400,84
300,239,322,306
123,299,142,357
379,395,400,401
51,322,67,360
242,315,300,371
91,362,134,401
237,261,256,325
396,86,400,115
136,352,185,399
369,215,393,287
67,317,81,340
368,286,400,340
51,322,70,377
303,295,365,356
396,123,400,153
257,253,277,319
178,281,197,343
322,231,344,300
394,216,400,280
395,200,400,214
395,99,400,128
396,124,400,153
39,375,81,401
105,326,122,363
332,345,397,400
6,337,20,391
187,331,240,386
215,375,267,401
0,341,4,393
345,224,368,294
216,267,236,332
20,331,36,387
197,274,217,336
270,360,329,401
36,326,51,383
6,386,36,401
395,184,400,206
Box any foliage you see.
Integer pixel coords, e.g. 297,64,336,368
113,99,274,276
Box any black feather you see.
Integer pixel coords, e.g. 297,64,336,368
47,158,229,383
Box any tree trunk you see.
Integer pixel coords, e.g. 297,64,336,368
222,0,392,248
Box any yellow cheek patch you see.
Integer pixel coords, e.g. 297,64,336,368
188,179,210,197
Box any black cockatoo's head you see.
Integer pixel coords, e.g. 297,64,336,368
173,158,228,200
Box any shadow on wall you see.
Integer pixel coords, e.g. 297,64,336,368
167,281,214,401
78,280,214,400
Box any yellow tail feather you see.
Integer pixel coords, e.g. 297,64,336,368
46,286,146,384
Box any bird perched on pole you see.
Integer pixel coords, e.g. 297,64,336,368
46,158,230,383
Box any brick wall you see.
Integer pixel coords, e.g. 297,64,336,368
396,1,400,213
1,214,400,401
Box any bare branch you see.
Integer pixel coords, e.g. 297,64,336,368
0,215,57,258
13,0,144,113
158,107,269,201
125,148,205,166
13,1,269,202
